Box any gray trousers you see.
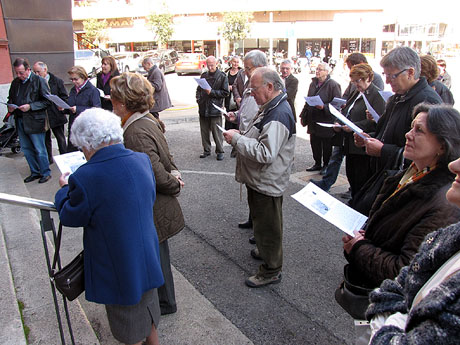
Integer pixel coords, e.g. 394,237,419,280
199,115,224,154
158,240,177,314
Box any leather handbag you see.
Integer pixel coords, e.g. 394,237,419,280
51,223,85,301
334,264,373,320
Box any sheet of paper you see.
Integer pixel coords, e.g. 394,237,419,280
212,103,227,115
328,104,368,140
317,122,341,128
194,78,211,90
216,124,227,133
44,94,71,109
291,183,368,236
97,88,106,97
361,93,380,122
0,101,18,109
53,151,87,177
331,97,347,110
378,90,394,103
304,95,324,107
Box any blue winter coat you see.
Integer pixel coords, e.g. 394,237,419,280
54,144,164,305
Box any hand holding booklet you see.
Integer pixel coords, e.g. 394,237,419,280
291,182,367,237
304,95,324,107
53,151,87,178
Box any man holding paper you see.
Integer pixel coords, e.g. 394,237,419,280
223,67,295,288
8,58,52,183
195,56,229,161
33,61,68,161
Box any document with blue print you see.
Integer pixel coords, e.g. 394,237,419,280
291,183,367,237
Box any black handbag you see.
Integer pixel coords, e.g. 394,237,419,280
349,147,405,216
51,223,85,301
334,264,373,320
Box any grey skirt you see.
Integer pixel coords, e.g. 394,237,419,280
105,288,160,344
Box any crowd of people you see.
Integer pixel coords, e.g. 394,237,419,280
7,45,460,344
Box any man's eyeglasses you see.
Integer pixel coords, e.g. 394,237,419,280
351,79,362,84
382,69,408,80
69,77,79,82
248,83,266,93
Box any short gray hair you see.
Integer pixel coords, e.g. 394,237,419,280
70,108,123,151
34,61,47,70
142,57,154,65
281,59,292,66
380,46,421,79
257,67,284,91
244,50,267,68
412,103,460,166
317,62,330,73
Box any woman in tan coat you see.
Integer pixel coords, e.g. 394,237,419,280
110,72,185,315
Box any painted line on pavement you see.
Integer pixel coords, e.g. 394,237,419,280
181,170,235,177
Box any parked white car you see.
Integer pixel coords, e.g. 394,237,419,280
74,49,107,76
112,52,143,72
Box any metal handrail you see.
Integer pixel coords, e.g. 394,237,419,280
0,192,56,212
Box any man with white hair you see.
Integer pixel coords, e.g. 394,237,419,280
33,61,68,162
280,59,299,121
224,67,296,288
196,56,229,160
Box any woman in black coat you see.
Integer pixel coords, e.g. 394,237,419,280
342,104,460,291
339,63,385,197
96,55,120,111
300,62,341,174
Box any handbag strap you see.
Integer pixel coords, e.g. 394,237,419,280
51,222,63,273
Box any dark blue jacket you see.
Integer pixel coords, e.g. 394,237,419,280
55,144,164,305
67,80,101,121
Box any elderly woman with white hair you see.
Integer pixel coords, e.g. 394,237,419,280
54,108,163,345
300,62,341,175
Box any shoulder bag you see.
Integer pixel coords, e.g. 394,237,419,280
51,222,85,301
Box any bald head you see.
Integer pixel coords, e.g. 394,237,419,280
206,56,217,73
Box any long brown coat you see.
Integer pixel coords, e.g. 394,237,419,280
123,111,184,242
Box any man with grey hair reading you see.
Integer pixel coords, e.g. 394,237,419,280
223,67,296,287
142,57,172,119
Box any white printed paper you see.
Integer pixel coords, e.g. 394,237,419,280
291,183,367,236
331,97,347,110
328,104,368,140
304,95,324,107
53,151,87,176
317,122,341,128
378,90,394,103
44,94,71,110
212,103,227,115
195,78,211,90
361,93,380,122
97,88,106,97
216,124,227,133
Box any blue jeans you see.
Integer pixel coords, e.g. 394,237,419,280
316,146,344,191
17,118,50,177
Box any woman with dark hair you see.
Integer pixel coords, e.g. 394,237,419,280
96,55,120,111
338,103,460,319
63,65,101,152
420,54,454,105
365,153,460,344
110,72,185,315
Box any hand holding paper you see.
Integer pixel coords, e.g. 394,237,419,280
305,95,324,107
328,104,368,140
195,78,211,91
361,93,380,122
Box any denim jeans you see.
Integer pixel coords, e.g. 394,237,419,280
17,118,51,177
317,146,344,191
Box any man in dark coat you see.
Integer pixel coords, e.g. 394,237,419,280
354,47,442,176
280,59,299,122
8,58,52,183
33,61,68,162
195,56,229,160
143,57,172,118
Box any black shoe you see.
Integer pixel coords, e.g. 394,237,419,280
319,166,327,175
216,153,224,161
306,164,322,172
249,236,256,244
199,152,210,158
160,305,177,315
24,175,41,183
238,219,253,229
250,248,262,260
38,175,51,184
